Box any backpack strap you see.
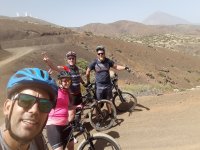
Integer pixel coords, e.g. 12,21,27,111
95,58,109,73
34,133,49,150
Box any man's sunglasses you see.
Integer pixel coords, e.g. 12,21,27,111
97,53,104,55
67,57,75,60
14,93,53,113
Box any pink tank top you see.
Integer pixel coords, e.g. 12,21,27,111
46,88,69,125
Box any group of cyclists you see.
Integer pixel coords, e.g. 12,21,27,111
0,45,130,150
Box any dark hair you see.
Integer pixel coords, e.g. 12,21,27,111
96,45,105,52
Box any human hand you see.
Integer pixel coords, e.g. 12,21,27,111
48,68,53,75
42,52,49,62
125,66,131,73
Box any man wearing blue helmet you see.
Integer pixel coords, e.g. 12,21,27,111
0,68,58,150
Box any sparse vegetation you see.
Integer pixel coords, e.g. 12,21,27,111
184,77,190,83
76,58,88,74
146,73,155,79
115,48,122,53
119,83,173,96
118,33,200,55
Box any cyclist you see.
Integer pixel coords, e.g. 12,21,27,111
86,45,130,115
46,71,74,150
0,68,57,150
42,51,86,122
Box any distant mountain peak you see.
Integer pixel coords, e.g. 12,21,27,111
143,11,190,25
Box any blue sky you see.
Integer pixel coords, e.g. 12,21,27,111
0,0,199,27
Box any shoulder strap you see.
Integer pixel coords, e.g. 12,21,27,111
34,134,49,150
95,58,110,73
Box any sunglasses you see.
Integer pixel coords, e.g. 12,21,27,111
61,78,71,82
97,53,104,55
67,57,75,60
15,93,53,113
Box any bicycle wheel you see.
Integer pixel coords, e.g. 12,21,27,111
89,100,117,131
113,92,137,112
77,132,121,150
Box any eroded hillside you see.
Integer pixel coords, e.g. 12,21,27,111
1,18,200,100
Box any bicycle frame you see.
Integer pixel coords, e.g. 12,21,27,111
82,84,107,118
63,108,95,149
111,77,126,103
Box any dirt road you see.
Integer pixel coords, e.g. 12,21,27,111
0,47,35,67
97,88,200,150
1,87,199,150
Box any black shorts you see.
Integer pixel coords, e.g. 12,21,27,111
69,93,83,106
46,125,73,149
96,87,113,100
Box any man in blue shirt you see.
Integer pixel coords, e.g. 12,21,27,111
86,45,130,114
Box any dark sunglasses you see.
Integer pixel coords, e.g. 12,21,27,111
97,53,104,55
67,57,75,60
61,78,71,82
15,93,53,113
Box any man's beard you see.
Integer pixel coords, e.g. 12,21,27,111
99,57,105,61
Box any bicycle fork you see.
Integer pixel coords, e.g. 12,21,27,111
83,131,95,150
117,90,126,102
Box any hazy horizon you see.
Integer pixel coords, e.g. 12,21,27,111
1,0,200,27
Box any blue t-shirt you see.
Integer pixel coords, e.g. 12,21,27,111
89,58,114,87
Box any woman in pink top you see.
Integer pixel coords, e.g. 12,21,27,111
46,71,74,150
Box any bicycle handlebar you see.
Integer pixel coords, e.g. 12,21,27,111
85,83,95,90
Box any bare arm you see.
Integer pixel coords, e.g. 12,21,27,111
112,64,131,72
85,67,91,84
80,76,86,85
112,64,126,70
42,52,63,72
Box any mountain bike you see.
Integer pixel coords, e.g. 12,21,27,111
82,83,117,131
111,73,137,113
43,107,121,150
77,107,121,149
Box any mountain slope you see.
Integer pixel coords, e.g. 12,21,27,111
143,11,191,25
0,46,10,61
1,18,200,99
72,20,200,37
0,16,59,27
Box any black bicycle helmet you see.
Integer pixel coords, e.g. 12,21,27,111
7,68,58,107
66,51,76,58
57,71,71,79
96,45,105,52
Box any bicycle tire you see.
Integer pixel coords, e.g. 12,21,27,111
89,100,117,131
77,132,121,150
113,92,137,112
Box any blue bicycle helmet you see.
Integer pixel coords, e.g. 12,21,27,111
7,68,58,107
